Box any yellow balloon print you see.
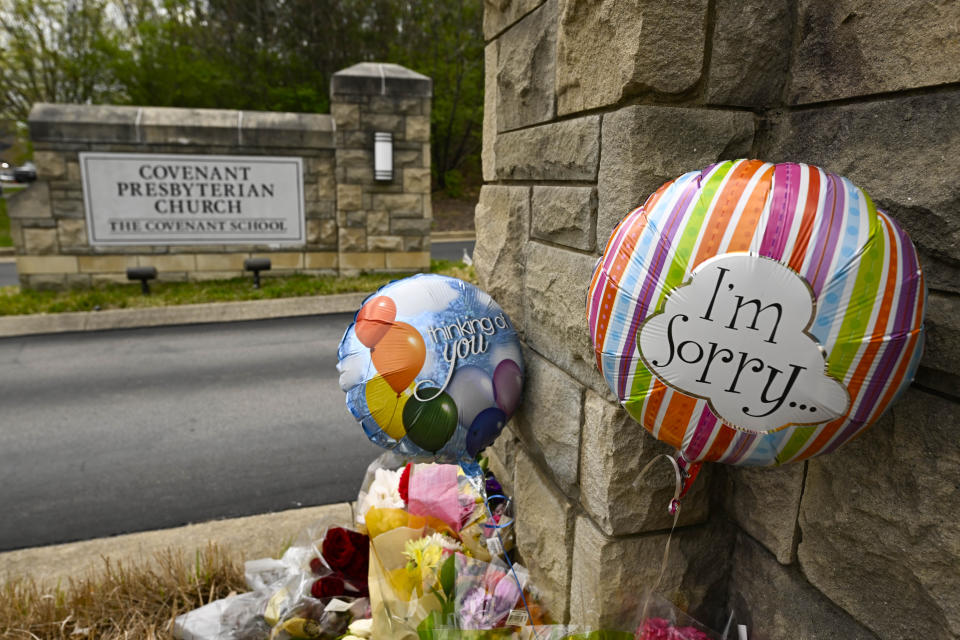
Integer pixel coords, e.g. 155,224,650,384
366,375,412,440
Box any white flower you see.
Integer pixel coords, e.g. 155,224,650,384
347,618,373,638
426,532,462,552
356,468,404,525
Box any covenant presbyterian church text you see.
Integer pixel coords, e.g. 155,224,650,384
114,163,276,215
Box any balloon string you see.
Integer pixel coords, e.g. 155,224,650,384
463,467,539,639
636,454,683,623
387,394,402,434
413,351,457,401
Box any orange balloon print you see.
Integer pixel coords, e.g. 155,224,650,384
371,322,426,394
355,296,397,348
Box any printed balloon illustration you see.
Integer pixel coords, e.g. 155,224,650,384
365,375,412,440
492,359,523,417
446,365,496,429
466,407,507,458
338,274,524,462
355,296,396,348
402,388,459,452
588,160,925,469
370,321,426,394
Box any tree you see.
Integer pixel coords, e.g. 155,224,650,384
0,0,486,194
0,0,124,121
389,0,484,193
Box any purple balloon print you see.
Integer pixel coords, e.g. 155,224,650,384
466,407,506,457
493,359,523,417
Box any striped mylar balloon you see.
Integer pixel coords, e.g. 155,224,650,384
588,160,925,467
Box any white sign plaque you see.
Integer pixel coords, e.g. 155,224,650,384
638,254,850,433
80,152,305,245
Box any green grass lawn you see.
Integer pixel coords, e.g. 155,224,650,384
0,197,11,247
0,259,476,316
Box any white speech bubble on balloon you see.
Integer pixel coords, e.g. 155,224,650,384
638,253,850,433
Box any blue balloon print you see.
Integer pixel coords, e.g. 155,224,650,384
466,407,507,458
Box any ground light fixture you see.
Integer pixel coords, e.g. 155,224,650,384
244,257,272,289
126,266,157,295
374,131,393,181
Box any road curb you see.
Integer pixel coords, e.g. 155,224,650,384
431,230,475,241
0,503,354,586
0,291,368,338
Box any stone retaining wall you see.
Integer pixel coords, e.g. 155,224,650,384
477,2,960,639
8,62,433,288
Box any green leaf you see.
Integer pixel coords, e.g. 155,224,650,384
439,554,456,600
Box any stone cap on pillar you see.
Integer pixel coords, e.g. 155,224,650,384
28,103,335,147
331,63,432,98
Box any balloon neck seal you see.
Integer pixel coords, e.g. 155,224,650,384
670,453,703,514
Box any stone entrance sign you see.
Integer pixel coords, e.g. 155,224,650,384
9,61,433,289
81,153,305,246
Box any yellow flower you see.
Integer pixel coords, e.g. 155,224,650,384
404,533,460,571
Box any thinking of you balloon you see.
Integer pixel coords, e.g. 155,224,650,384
589,160,925,472
338,274,524,463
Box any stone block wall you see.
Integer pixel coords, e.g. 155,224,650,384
8,63,432,288
477,2,960,639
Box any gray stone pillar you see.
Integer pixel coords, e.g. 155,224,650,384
330,63,433,274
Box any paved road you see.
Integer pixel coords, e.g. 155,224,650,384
0,315,383,551
431,240,474,263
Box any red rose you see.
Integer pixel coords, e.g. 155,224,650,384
321,528,357,571
311,575,345,599
343,543,369,583
398,463,413,503
321,527,370,587
309,557,325,575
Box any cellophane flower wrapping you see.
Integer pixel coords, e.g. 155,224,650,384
187,517,371,640
355,452,410,530
358,453,522,640
635,593,722,640
366,506,465,640
427,626,634,639
453,553,528,630
356,453,509,547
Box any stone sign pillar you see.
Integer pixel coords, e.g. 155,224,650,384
330,63,433,275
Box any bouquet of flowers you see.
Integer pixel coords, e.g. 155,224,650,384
175,518,371,640
366,507,461,639
357,455,514,562
255,521,372,637
426,626,634,640
267,596,368,640
635,594,722,640
354,454,522,640
453,553,527,630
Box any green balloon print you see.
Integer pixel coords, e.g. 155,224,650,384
402,387,459,452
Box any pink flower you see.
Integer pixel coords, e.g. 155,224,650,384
638,618,713,640
481,569,507,593
639,618,672,640
491,574,522,623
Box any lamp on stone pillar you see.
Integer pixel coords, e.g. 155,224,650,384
374,131,393,181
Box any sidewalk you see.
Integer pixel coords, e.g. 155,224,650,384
0,503,354,586
0,291,369,338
